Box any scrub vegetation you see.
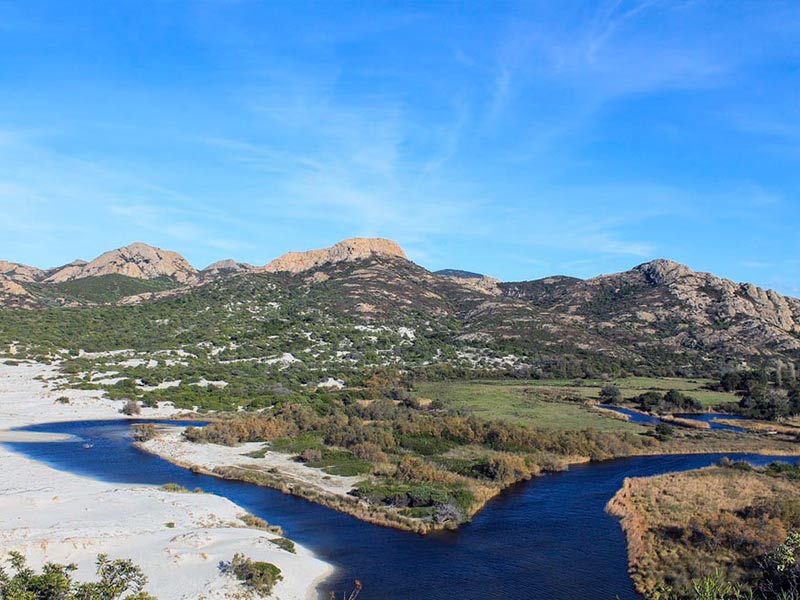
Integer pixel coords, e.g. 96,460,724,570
0,552,156,600
608,462,800,598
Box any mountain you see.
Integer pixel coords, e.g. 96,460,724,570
256,237,406,274
500,258,800,367
0,260,46,282
1,239,798,374
434,269,486,279
200,259,255,278
0,276,35,309
44,242,198,284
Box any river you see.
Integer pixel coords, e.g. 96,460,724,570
3,419,794,600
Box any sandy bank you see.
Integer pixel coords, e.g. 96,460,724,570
0,361,332,600
141,428,362,497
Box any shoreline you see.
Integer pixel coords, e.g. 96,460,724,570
134,419,800,537
130,408,800,535
0,360,334,600
605,464,800,595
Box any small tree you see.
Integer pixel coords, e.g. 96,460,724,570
0,551,156,600
599,385,621,404
655,423,674,441
221,554,282,597
121,400,142,416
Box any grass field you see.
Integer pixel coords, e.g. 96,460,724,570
413,381,641,432
415,377,739,424
527,376,739,406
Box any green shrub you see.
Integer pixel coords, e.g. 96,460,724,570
223,553,282,597
268,537,296,554
0,551,157,599
159,483,190,493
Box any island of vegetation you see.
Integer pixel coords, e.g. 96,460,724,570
607,460,800,599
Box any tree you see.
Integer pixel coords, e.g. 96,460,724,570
0,552,156,600
757,531,800,598
599,384,621,404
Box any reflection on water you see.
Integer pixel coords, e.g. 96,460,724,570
3,419,793,600
603,405,751,432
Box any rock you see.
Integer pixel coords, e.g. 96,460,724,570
45,243,198,283
635,259,693,286
0,261,45,282
257,238,407,274
0,276,31,297
200,259,254,278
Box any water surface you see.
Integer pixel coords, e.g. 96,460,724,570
3,419,793,600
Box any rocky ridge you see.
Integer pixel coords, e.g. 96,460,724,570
0,261,46,283
257,238,407,274
200,259,255,278
1,240,799,369
44,242,198,283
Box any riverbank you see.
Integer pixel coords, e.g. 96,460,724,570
0,360,333,600
137,428,463,534
133,402,800,536
606,464,800,596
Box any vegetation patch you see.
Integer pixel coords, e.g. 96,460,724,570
0,551,157,599
301,448,373,477
607,462,800,598
221,553,282,597
267,537,296,554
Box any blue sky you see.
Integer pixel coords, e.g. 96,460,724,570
1,1,799,294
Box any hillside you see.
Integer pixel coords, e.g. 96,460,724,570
44,242,198,283
0,239,798,379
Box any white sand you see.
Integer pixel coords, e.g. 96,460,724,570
0,361,333,600
142,429,361,497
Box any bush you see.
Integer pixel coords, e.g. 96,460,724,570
121,399,142,416
132,423,158,442
239,513,282,535
159,483,190,493
298,448,323,463
350,441,388,463
268,537,296,554
0,551,157,599
599,385,621,404
222,553,282,597
655,422,674,440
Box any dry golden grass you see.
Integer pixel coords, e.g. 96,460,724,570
644,428,800,457
660,415,710,429
607,467,800,597
713,418,800,436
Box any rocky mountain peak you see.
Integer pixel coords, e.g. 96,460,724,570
45,242,198,283
257,237,407,274
635,258,693,286
201,259,255,277
0,260,45,283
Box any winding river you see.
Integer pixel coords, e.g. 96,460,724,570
3,419,795,600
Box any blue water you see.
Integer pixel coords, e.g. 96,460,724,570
602,406,661,425
604,406,750,432
3,419,794,600
674,413,749,433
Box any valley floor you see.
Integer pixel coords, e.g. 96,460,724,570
0,361,332,600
